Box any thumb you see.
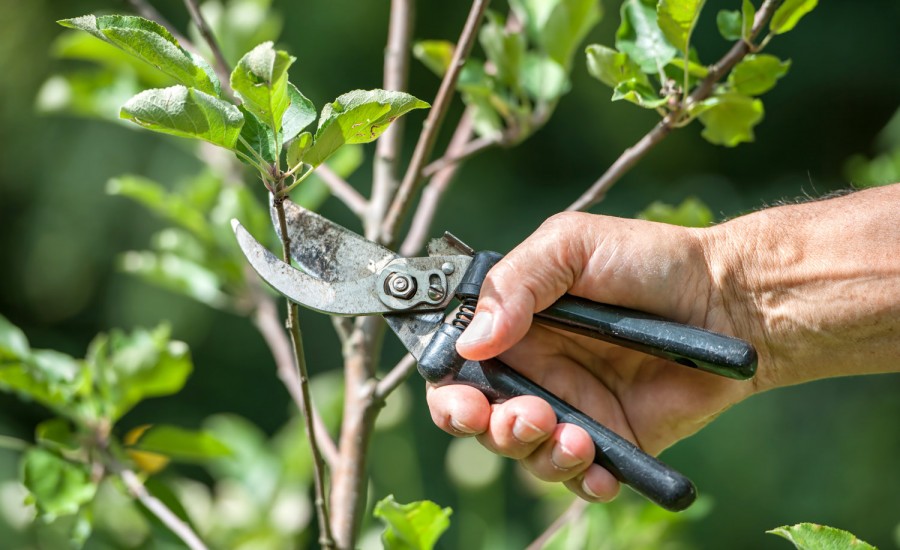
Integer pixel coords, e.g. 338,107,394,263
456,213,594,361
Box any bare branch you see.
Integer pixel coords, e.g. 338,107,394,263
374,353,417,401
369,0,415,239
380,0,491,243
421,134,497,179
119,469,209,550
525,498,589,550
182,0,232,96
316,164,369,217
400,109,478,257
567,0,782,212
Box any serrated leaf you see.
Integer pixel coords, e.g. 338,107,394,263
657,0,706,53
374,495,452,550
510,0,602,67
127,425,230,462
236,107,277,165
306,89,429,167
520,54,569,102
585,44,648,89
767,523,876,550
413,40,455,77
742,0,757,40
696,92,764,147
230,41,295,134
770,0,818,35
0,314,30,361
286,131,312,171
728,54,790,96
21,448,96,521
36,418,80,452
58,15,217,95
616,0,678,73
612,80,667,108
281,82,316,143
638,197,713,227
716,10,742,41
479,12,526,89
120,85,244,149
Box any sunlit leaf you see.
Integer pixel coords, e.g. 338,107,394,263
612,80,667,109
120,85,244,149
585,44,648,89
374,495,452,550
107,175,213,241
742,0,757,40
510,0,602,67
520,54,569,102
770,0,818,35
286,131,312,171
767,523,876,550
695,92,764,147
0,314,30,361
21,448,96,521
413,40,455,77
281,82,316,143
479,12,526,89
616,0,677,73
637,197,714,227
657,0,706,53
36,70,142,121
236,107,277,165
230,41,294,133
0,347,89,416
716,9,742,41
36,418,80,452
118,250,229,309
127,424,230,462
728,54,790,96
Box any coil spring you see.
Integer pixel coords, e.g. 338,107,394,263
452,297,477,330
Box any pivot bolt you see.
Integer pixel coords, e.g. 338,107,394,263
386,272,416,299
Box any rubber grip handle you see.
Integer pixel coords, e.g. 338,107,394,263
534,296,757,380
449,357,697,512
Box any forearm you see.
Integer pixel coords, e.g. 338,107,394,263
701,184,900,391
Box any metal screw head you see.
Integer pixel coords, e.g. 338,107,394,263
427,285,445,301
385,272,416,299
441,262,455,275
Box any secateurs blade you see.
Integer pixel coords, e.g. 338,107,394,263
232,199,758,512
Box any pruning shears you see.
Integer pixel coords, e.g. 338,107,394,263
231,200,757,512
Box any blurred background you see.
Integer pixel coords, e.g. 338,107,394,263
0,0,898,548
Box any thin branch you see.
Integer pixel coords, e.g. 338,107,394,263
374,353,417,401
567,0,782,212
380,0,491,244
317,164,369,217
525,498,589,550
182,0,232,96
125,0,193,50
273,199,336,549
369,0,416,240
0,434,29,452
400,108,478,257
119,469,209,550
421,134,497,179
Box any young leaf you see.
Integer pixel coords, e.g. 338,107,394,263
742,0,757,40
374,495,452,550
616,0,678,73
36,418,80,452
236,107,277,165
479,12,526,89
305,90,429,167
118,250,229,309
728,54,790,96
767,523,876,550
126,425,231,462
716,10,742,41
612,80,667,109
107,175,214,241
657,0,706,53
585,44,648,89
58,15,217,95
770,0,818,35
413,40,455,77
22,448,96,520
230,41,295,134
120,85,244,149
0,314,30,361
510,0,603,67
520,54,569,102
281,83,316,144
0,348,89,416
287,132,313,170
695,92,764,147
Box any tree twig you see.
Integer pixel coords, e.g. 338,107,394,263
421,134,497,179
567,0,782,211
525,498,589,550
316,164,368,217
119,468,209,550
125,0,193,52
182,0,232,96
369,0,415,240
380,0,491,243
374,353,417,401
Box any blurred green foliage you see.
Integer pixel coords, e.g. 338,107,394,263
1,0,899,548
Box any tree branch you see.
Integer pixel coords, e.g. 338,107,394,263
119,468,209,550
374,353,417,401
380,0,491,243
421,134,496,179
525,498,589,550
182,0,232,97
369,0,415,240
316,164,368,217
567,0,782,212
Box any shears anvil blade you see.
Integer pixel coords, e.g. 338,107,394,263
273,198,396,282
232,219,391,315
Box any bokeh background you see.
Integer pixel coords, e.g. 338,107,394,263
1,0,898,548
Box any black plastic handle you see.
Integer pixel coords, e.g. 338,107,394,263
535,296,757,380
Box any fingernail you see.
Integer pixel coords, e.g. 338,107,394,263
581,478,601,500
449,417,478,435
551,444,583,470
457,312,494,348
512,417,545,444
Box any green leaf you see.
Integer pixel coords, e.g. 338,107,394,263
127,425,230,462
120,85,244,149
305,89,429,167
510,0,603,67
286,132,312,171
728,54,790,96
118,250,229,309
281,82,316,143
0,349,89,416
616,0,678,73
520,54,569,102
667,56,709,79
374,495,452,550
479,12,526,89
58,15,217,95
36,70,143,121
21,448,96,520
612,80,667,109
293,144,364,211
770,0,818,35
230,41,295,133
637,197,714,227
50,30,172,88
36,418,80,452
696,92,764,147
585,44,648,89
413,40,455,77
107,175,213,241
742,0,757,40
657,0,706,53
0,314,30,362
716,10,742,41
236,107,277,165
767,523,876,550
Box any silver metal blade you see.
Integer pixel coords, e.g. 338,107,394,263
385,313,444,361
273,198,396,282
233,219,390,315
